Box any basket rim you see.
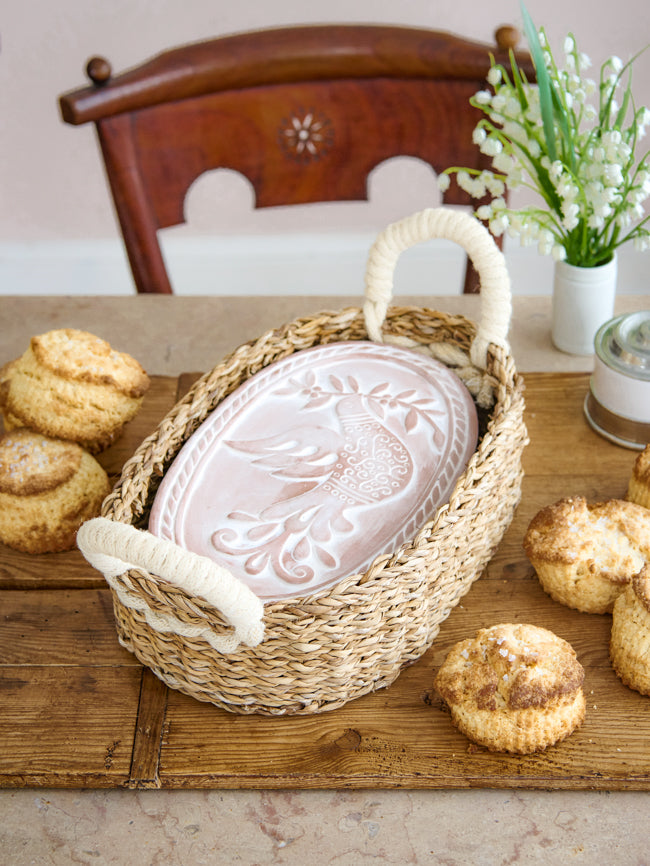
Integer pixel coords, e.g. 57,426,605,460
101,304,524,610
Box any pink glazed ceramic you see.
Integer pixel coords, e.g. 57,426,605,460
149,341,478,601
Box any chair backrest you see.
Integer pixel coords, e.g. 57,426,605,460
59,24,533,295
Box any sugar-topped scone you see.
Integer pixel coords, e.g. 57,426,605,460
523,497,650,614
434,623,585,754
610,564,650,696
627,445,650,510
0,429,111,553
0,329,150,453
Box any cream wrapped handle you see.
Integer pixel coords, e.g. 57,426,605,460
363,208,512,369
77,517,265,653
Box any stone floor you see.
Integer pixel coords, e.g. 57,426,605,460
1,787,649,865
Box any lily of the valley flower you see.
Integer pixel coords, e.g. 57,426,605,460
439,12,650,266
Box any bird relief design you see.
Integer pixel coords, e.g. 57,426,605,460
210,370,449,587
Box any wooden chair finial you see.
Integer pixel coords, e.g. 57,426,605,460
494,25,520,53
86,56,112,86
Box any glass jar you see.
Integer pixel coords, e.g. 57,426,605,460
584,311,650,449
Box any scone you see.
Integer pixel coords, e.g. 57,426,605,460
627,445,650,509
434,623,586,754
610,564,650,696
0,429,111,553
0,328,150,453
0,358,18,428
523,497,650,614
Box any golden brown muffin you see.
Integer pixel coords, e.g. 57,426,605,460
0,429,111,553
610,565,650,696
523,497,650,614
434,623,586,754
0,328,150,453
627,445,650,510
0,358,18,427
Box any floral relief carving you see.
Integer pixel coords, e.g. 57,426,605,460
211,372,446,585
279,110,334,162
148,343,478,601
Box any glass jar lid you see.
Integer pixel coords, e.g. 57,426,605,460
594,311,650,381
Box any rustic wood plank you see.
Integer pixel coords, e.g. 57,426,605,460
0,547,105,592
157,594,648,791
0,666,141,787
127,668,169,789
0,589,142,787
1,371,648,790
520,372,635,478
0,375,179,590
0,589,136,665
158,656,650,790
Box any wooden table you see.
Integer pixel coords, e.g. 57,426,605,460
2,296,648,791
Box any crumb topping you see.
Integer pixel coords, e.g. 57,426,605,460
0,429,81,495
435,623,584,712
523,496,650,581
31,328,149,397
632,565,650,614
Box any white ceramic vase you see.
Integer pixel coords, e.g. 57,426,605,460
551,255,618,355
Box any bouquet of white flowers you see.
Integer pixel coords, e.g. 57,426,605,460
438,5,650,267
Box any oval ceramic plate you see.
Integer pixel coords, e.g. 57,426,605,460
149,341,478,601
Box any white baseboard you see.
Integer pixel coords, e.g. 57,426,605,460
0,235,647,297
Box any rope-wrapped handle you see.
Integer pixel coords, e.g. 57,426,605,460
77,517,265,653
363,208,512,369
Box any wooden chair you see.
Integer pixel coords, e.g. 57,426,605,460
58,24,533,295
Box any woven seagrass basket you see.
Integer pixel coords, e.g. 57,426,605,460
78,208,528,716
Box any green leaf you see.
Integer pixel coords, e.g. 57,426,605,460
549,81,575,169
509,48,529,111
520,2,557,160
614,72,633,130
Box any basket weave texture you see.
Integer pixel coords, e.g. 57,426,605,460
83,209,528,715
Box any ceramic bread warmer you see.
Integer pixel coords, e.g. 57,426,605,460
77,207,528,716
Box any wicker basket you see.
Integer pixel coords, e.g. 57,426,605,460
78,208,528,716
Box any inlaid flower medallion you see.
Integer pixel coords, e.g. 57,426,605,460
278,110,334,161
